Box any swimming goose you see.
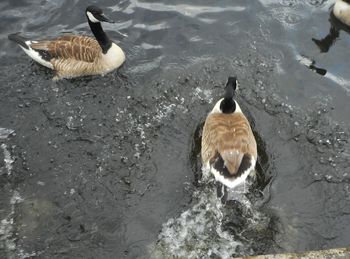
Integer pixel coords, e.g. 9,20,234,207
8,5,125,80
201,77,257,189
333,0,350,26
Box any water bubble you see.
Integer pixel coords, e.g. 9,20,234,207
279,0,300,7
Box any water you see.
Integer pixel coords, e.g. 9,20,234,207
0,0,350,258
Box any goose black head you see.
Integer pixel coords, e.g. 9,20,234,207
220,76,238,114
86,5,114,23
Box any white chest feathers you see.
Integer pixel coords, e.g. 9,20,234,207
102,43,125,70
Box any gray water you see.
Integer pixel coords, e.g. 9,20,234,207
0,0,350,258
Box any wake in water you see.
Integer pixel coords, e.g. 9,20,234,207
151,171,274,259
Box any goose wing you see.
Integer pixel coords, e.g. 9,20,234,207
30,35,101,63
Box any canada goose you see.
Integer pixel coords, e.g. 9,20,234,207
333,0,350,26
201,77,257,189
8,5,125,80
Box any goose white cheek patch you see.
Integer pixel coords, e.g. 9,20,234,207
86,11,99,23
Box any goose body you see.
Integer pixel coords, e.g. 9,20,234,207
201,77,257,189
8,6,125,80
333,0,350,26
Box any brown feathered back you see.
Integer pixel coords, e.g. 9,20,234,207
201,112,257,176
31,35,101,63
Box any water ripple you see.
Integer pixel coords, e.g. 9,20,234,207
134,22,169,31
111,0,246,18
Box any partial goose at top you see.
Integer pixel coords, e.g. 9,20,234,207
312,1,350,53
8,5,125,80
333,0,350,27
201,77,257,189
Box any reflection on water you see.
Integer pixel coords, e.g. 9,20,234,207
312,26,339,53
312,12,350,53
297,54,327,76
310,9,350,90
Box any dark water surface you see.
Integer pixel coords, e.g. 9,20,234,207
1,0,350,258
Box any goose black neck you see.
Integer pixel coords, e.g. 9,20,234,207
220,82,236,113
220,98,236,114
88,20,112,54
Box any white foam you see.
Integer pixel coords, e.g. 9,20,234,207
0,128,14,139
1,144,14,176
0,191,23,256
152,155,267,258
155,103,176,122
154,188,244,259
193,87,213,103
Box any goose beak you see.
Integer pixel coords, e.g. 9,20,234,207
97,13,115,23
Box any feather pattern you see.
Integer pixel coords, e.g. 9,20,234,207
31,35,100,63
201,112,257,176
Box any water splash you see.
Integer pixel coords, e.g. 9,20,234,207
151,174,273,258
0,128,14,139
0,191,23,259
1,144,14,176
